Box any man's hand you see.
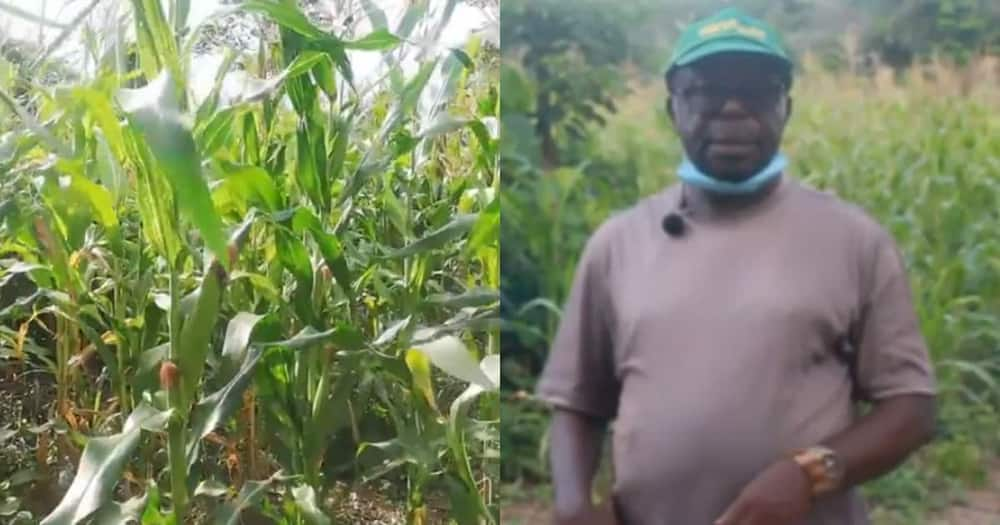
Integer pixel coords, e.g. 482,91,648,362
555,501,620,525
715,459,812,525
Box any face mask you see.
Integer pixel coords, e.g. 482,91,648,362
677,151,787,195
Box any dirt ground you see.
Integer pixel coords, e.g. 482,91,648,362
928,462,1000,525
0,362,439,523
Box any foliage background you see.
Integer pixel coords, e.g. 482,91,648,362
500,0,1000,522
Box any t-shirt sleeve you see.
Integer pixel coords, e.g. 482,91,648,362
855,226,937,401
535,228,621,420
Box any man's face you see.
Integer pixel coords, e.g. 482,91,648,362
668,52,792,182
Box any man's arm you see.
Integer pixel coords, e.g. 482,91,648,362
535,226,622,523
715,394,936,525
550,409,616,523
823,394,936,486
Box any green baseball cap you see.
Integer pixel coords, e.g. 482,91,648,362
665,7,791,76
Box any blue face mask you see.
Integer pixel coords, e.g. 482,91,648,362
677,151,788,195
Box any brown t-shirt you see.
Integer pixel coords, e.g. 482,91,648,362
536,176,937,525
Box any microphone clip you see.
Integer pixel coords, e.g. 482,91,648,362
662,213,686,237
662,185,689,238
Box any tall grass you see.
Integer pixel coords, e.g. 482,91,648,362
0,1,499,523
501,54,1000,521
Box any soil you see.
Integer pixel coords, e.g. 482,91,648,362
0,361,445,524
929,461,1000,525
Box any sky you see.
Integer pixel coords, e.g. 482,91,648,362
0,0,498,99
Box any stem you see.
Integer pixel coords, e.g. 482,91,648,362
115,255,130,414
167,268,188,519
167,402,188,516
56,315,67,418
247,387,257,479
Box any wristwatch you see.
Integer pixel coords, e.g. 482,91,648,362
790,446,845,497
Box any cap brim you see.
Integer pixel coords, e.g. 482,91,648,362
670,38,790,71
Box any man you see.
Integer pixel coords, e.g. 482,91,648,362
536,7,937,525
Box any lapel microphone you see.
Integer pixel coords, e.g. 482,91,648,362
662,185,690,238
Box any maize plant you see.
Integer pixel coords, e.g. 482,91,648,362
0,0,499,523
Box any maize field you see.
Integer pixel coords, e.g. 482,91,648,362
0,0,499,523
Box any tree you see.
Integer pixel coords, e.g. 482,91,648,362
501,0,635,169
860,0,1000,68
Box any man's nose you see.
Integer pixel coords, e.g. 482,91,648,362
718,95,751,116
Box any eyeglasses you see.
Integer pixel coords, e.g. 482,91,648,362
674,79,787,114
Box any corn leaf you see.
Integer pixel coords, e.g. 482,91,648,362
120,70,228,266
41,403,171,525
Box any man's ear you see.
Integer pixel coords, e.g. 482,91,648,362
784,96,794,123
667,96,676,124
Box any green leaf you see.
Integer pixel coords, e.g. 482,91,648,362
119,70,229,266
286,208,353,300
327,115,350,188
213,471,288,525
468,198,498,252
449,48,475,70
287,51,330,79
373,316,412,347
196,48,237,121
304,368,359,470
405,349,438,412
89,492,150,524
267,325,364,352
138,482,173,524
379,59,438,143
479,354,500,388
274,227,315,326
39,173,120,250
238,0,328,40
336,151,391,207
67,174,120,244
446,475,482,525
360,0,389,29
311,55,338,100
177,261,226,405
0,2,71,28
343,28,402,51
227,52,329,106
384,213,478,258
426,287,499,308
131,0,180,81
291,485,331,525
220,312,268,381
0,86,71,158
172,0,191,33
446,378,495,524
7,469,44,487
411,336,495,390
214,162,281,212
127,126,181,264
77,88,127,157
0,497,19,516
40,403,171,525
418,114,472,139
187,344,265,464
295,122,324,212
134,343,169,392
229,271,281,303
94,131,126,207
195,479,230,498
196,107,237,154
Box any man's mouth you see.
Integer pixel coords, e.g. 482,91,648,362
706,141,757,157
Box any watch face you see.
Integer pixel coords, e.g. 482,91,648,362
822,451,844,480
